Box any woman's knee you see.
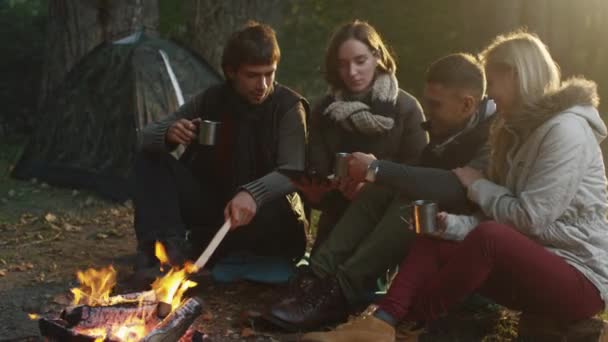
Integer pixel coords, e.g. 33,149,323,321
467,221,511,241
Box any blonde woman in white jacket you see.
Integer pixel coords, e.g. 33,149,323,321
301,31,608,342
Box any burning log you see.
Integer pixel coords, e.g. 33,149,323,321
108,290,157,304
39,296,205,342
38,238,214,341
39,318,98,342
143,296,204,342
60,301,159,328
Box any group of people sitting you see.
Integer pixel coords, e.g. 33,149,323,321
133,19,608,341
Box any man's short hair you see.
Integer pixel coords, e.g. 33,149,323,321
221,21,280,76
426,53,486,100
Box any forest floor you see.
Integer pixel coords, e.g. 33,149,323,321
0,138,602,342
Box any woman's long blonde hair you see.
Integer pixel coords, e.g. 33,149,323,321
479,30,561,183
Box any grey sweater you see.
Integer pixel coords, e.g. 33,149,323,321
140,84,307,208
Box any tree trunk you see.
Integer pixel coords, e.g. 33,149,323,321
492,0,523,34
184,0,286,74
38,0,159,110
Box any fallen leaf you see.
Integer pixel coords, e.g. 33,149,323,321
201,311,214,321
110,209,120,216
63,223,82,232
0,269,6,276
44,213,58,223
40,182,49,189
0,258,6,265
19,214,38,225
106,229,122,237
96,233,108,239
85,197,95,206
240,328,255,338
25,262,34,269
12,264,28,272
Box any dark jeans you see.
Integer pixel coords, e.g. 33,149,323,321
311,190,352,254
311,184,415,306
378,222,604,324
133,151,306,263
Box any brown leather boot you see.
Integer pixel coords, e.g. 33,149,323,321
300,304,425,342
300,310,396,342
264,276,348,331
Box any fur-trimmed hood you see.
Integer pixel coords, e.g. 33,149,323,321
509,77,605,142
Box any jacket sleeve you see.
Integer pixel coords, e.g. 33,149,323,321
241,101,307,207
140,90,207,153
441,212,484,241
374,161,468,212
466,142,491,170
467,118,589,237
396,95,428,165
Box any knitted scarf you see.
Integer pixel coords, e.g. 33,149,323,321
323,72,399,135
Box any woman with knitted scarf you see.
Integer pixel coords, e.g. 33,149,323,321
300,20,427,251
302,31,608,342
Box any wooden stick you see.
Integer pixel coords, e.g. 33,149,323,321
193,219,231,271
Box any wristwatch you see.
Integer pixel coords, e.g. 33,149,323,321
365,161,380,183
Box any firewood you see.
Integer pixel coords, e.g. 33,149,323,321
143,296,204,342
61,302,158,328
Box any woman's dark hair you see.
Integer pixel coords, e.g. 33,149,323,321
324,20,396,90
221,21,280,77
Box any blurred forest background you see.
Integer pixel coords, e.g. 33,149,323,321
1,0,607,139
0,2,607,339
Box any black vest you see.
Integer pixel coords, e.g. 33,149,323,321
184,83,308,195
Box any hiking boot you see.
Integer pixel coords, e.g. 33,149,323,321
268,265,319,308
301,305,396,342
287,265,318,297
264,276,348,331
301,304,423,342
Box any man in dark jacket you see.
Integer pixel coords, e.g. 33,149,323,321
266,53,496,331
133,22,308,273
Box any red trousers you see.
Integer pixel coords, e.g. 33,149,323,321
378,221,604,324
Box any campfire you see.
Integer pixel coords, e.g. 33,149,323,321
34,242,205,342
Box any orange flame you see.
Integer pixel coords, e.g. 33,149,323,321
70,265,117,306
67,242,199,340
155,241,170,265
151,241,197,310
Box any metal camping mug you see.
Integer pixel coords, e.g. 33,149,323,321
334,152,351,178
198,120,221,146
410,200,439,235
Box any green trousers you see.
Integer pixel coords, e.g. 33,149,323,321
310,184,416,307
